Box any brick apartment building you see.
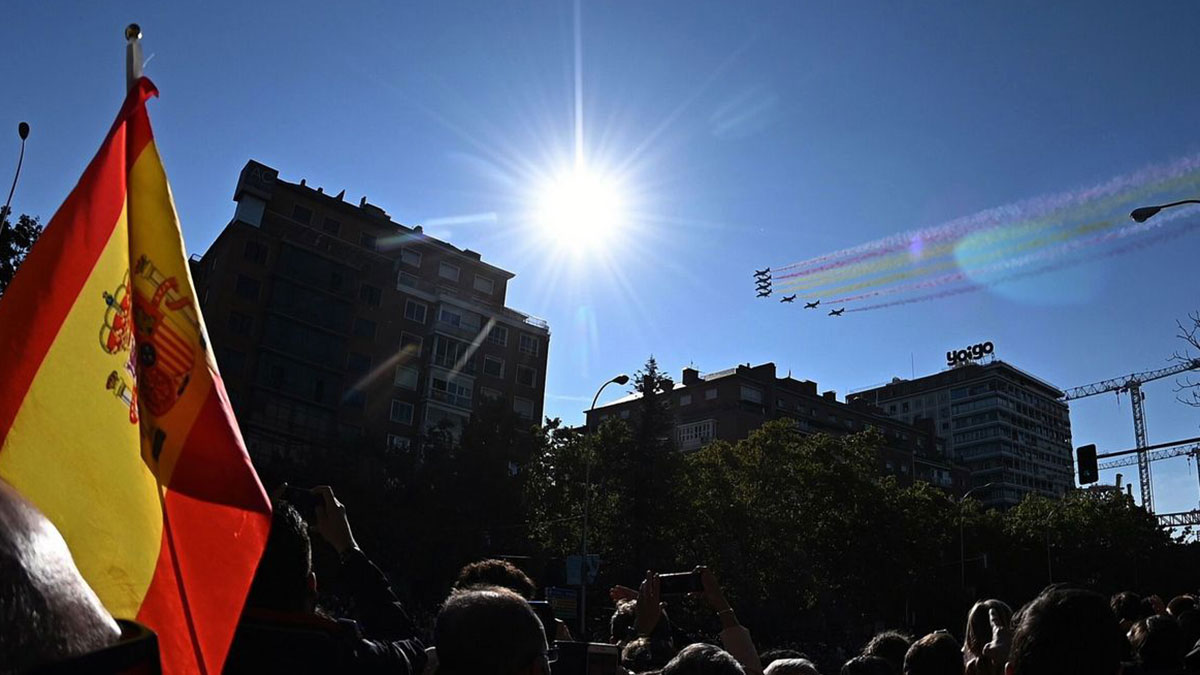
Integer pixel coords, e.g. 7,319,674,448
191,160,550,460
584,362,968,494
848,360,1073,507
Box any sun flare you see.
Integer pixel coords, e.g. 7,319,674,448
534,167,627,253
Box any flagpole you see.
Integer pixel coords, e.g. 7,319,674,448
125,24,143,91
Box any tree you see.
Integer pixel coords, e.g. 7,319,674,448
1172,311,1200,406
0,213,42,297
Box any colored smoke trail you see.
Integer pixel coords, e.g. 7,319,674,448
843,213,1200,312
758,152,1200,313
771,154,1200,285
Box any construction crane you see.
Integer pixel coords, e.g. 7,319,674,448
1062,358,1200,513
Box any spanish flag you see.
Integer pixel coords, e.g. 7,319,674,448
0,78,270,673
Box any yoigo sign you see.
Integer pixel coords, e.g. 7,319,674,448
946,341,994,367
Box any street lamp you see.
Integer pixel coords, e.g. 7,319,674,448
959,483,994,589
579,373,630,638
1,121,30,237
1130,199,1200,223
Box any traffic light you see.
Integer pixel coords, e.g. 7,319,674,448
1077,444,1098,484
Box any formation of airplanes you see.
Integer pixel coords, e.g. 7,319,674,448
753,268,844,317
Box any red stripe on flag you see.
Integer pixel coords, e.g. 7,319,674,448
136,377,270,673
0,79,158,443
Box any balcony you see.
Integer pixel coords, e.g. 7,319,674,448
397,272,550,335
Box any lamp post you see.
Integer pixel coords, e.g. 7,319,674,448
959,483,995,589
1,121,30,237
579,373,630,638
1130,199,1200,223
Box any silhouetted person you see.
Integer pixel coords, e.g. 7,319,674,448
762,649,811,668
1168,596,1198,619
1129,615,1185,674
225,489,425,674
0,478,158,673
433,586,551,675
865,631,913,673
1113,592,1146,632
765,657,821,675
904,633,963,675
1007,587,1123,675
624,636,681,672
843,654,895,675
662,643,747,675
454,558,537,598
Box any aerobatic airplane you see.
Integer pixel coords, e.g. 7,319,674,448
757,290,771,298
804,300,820,309
780,295,796,303
754,267,770,276
828,308,845,316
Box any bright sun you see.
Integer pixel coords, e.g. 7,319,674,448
534,167,626,253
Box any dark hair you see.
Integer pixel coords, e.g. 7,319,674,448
1167,595,1197,617
1177,610,1200,654
1129,614,1184,671
1111,591,1144,624
434,586,546,675
662,643,745,675
766,657,821,675
864,630,912,671
843,654,895,675
762,648,811,667
454,558,537,599
244,500,312,612
622,636,678,672
612,599,673,646
1009,587,1123,675
963,600,1011,660
903,632,962,675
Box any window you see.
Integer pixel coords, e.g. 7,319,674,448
513,397,534,420
404,299,428,323
705,389,718,400
479,386,502,401
386,434,411,451
740,386,763,404
343,388,365,409
433,336,473,371
516,365,537,388
777,399,787,409
400,332,423,357
439,262,460,282
439,306,464,327
243,240,268,264
292,204,312,224
235,275,260,300
322,218,341,234
431,375,473,409
359,284,381,307
390,400,414,424
483,356,505,378
228,311,253,335
677,419,715,451
394,366,419,390
360,233,378,251
347,318,374,340
473,275,494,295
487,325,508,347
519,333,539,356
346,352,371,375
680,394,692,406
401,248,422,268
397,272,419,289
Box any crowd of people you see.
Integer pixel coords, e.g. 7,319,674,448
4,478,1200,674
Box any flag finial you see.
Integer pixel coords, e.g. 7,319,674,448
125,24,143,91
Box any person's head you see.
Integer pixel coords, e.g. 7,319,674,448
1176,610,1200,653
762,649,811,667
1111,591,1144,629
864,630,912,672
1007,587,1123,675
661,643,746,675
766,657,821,675
0,478,122,670
843,654,894,675
622,636,679,672
903,632,962,675
454,558,537,599
245,499,316,613
434,586,550,675
611,599,673,646
1167,595,1197,618
1129,614,1184,672
964,600,1011,660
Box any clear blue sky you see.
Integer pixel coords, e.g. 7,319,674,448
4,2,1200,513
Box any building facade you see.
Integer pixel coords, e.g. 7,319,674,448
848,360,1073,507
584,363,968,494
192,160,550,461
